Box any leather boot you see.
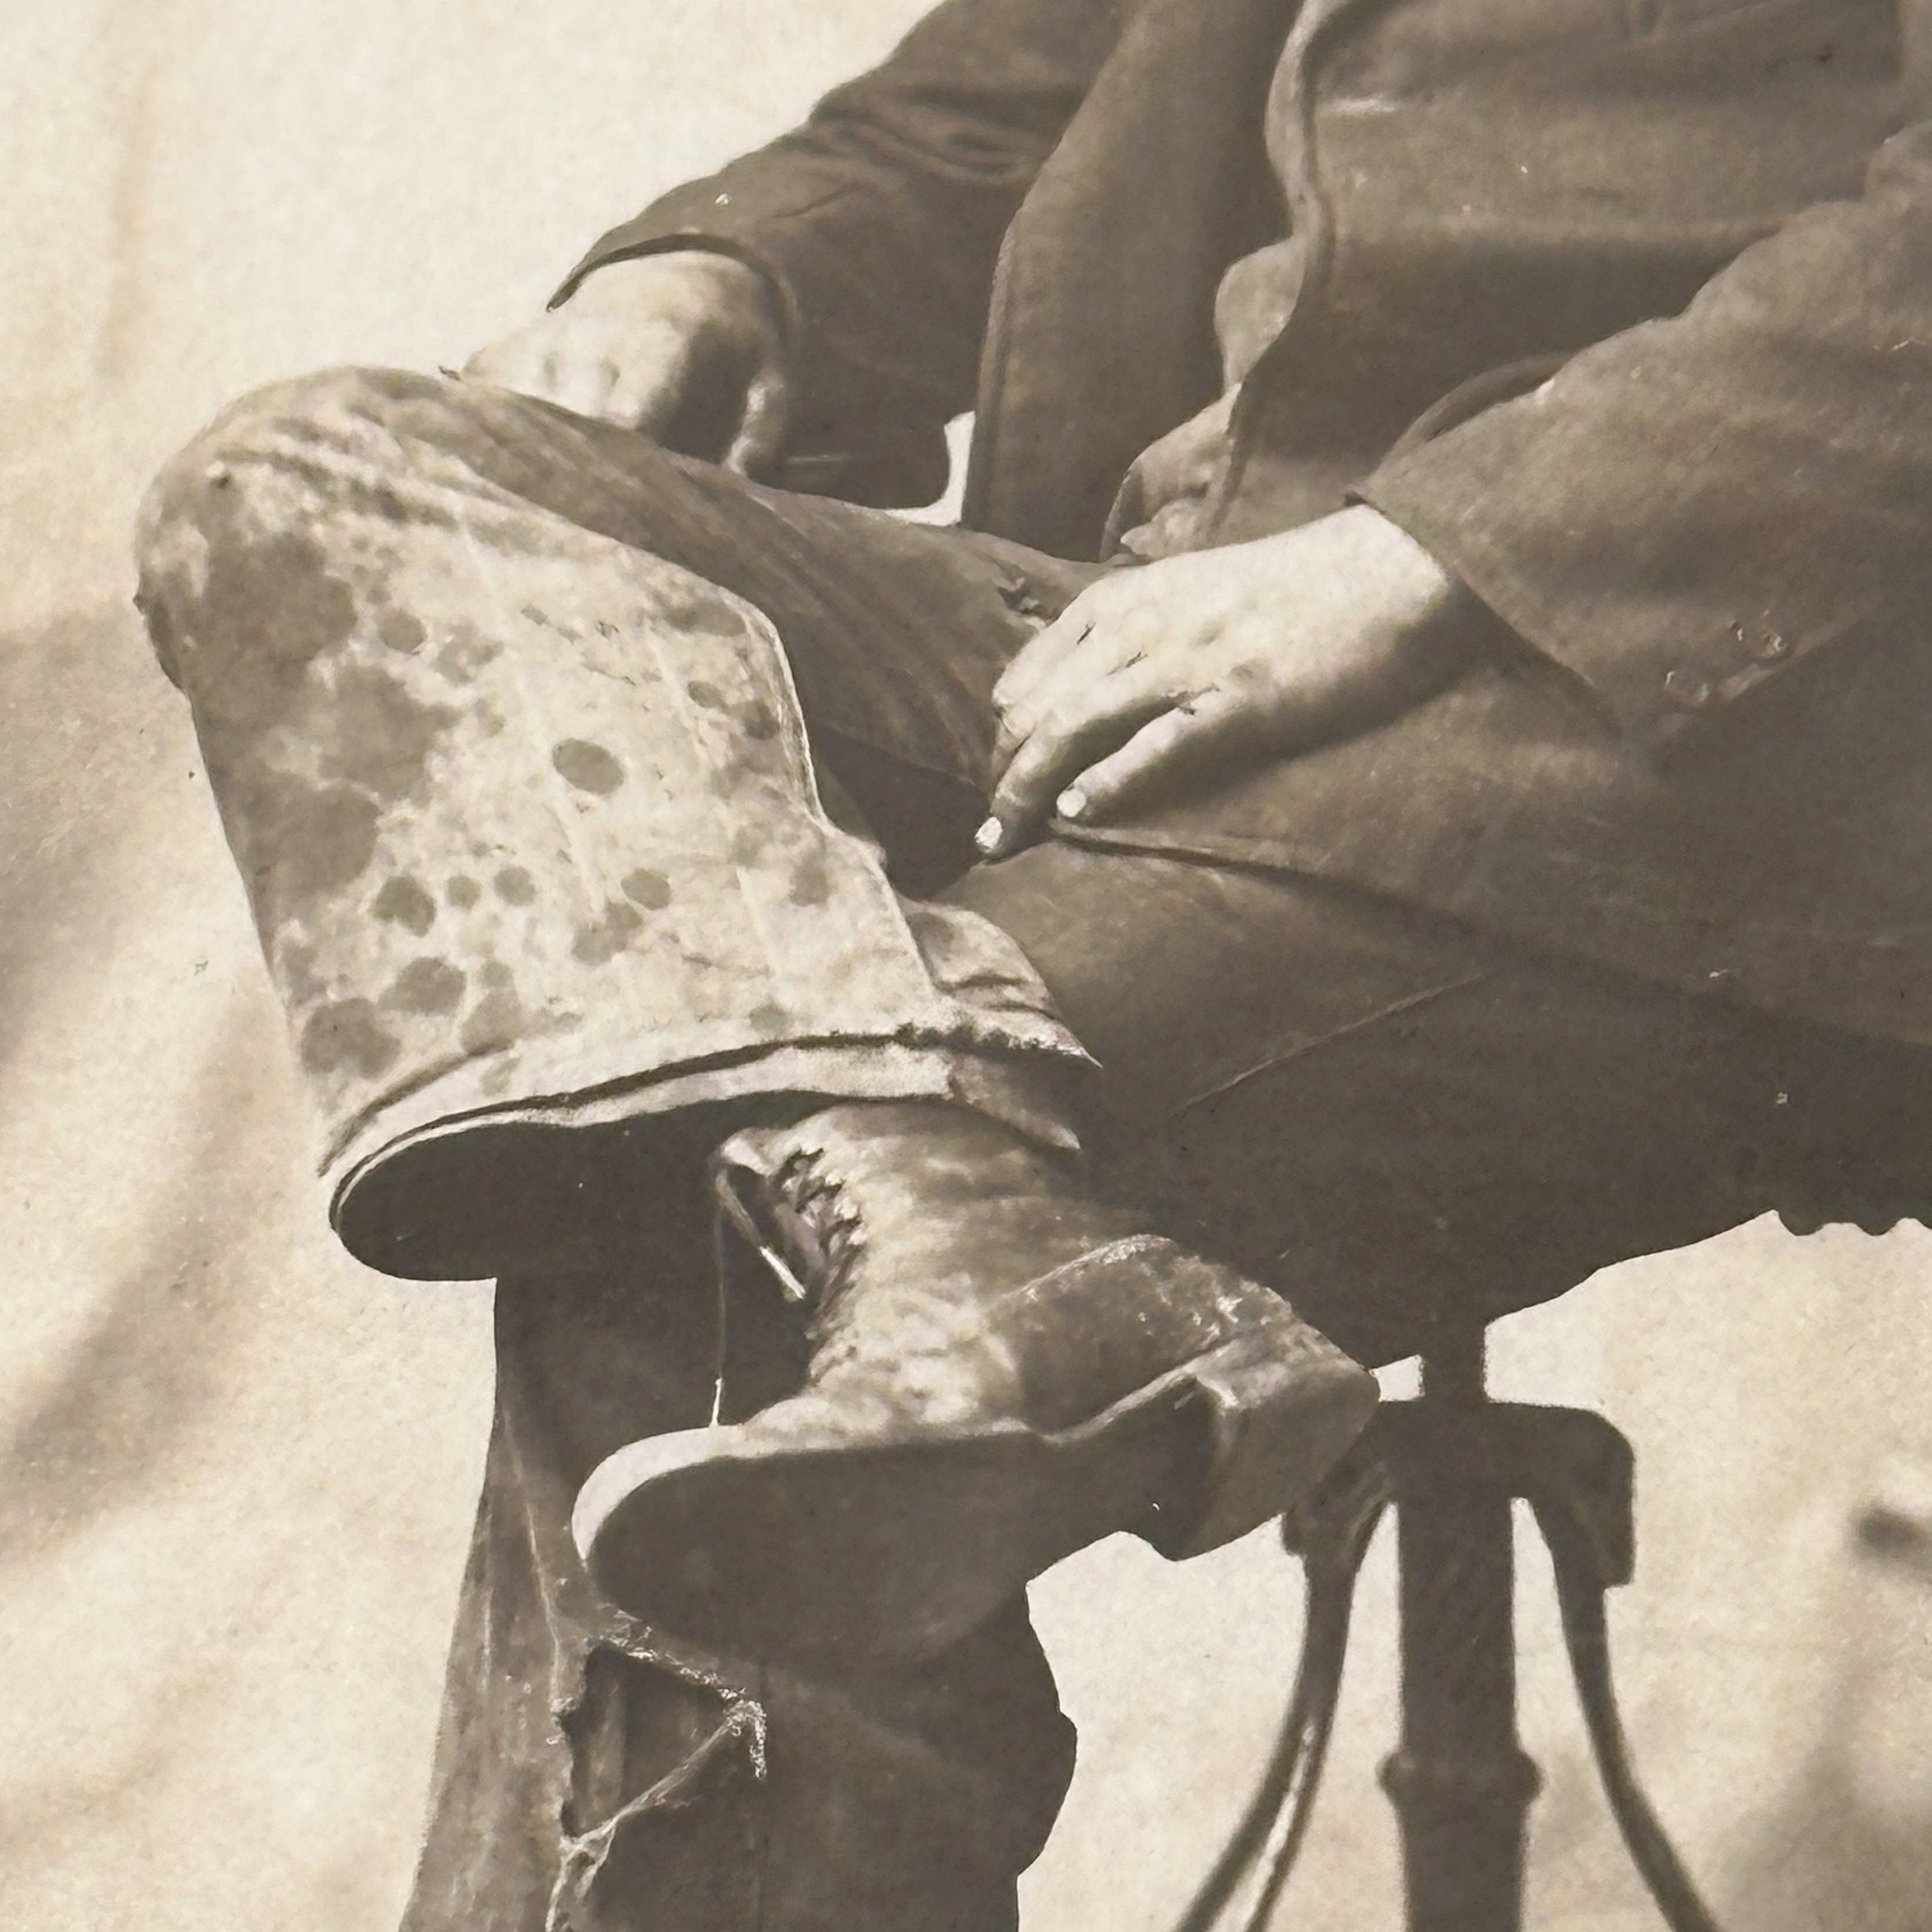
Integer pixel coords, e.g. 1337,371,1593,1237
572,1101,1376,1666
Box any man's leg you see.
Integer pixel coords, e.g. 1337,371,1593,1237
146,364,1919,1932
953,841,1932,1365
133,371,1109,1932
134,366,1100,1284
402,1193,1077,1932
129,369,1366,1932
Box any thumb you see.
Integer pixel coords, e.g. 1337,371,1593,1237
1099,460,1147,556
724,368,791,479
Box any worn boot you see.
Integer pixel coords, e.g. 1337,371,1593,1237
572,1101,1376,1665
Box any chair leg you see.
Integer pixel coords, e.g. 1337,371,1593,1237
1172,1361,1723,1932
1534,1498,1722,1932
1381,1439,1542,1932
1173,1461,1389,1932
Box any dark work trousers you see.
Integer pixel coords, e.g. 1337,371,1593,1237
135,368,1932,1932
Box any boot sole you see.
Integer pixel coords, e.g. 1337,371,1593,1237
572,1331,1375,1667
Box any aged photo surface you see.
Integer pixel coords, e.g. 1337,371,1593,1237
7,1,1932,1928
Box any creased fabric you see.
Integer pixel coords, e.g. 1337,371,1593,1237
567,0,1932,1048
135,371,1087,1269
401,1250,1075,1932
126,356,1932,1931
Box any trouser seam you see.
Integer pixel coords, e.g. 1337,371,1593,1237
1162,967,1494,1124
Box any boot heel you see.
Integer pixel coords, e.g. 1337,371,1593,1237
1151,1322,1379,1559
1015,1238,1377,1561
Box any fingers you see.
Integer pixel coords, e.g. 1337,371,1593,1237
1057,688,1251,825
992,600,1178,778
586,318,697,431
461,338,552,395
992,623,1096,772
981,681,1254,861
465,318,695,432
602,361,688,436
547,353,627,422
465,335,622,419
463,256,792,454
992,597,1155,756
983,567,1208,855
992,586,1117,717
979,673,1175,857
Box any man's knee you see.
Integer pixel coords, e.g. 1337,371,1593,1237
133,366,502,689
132,360,740,700
137,362,704,594
212,362,441,443
141,365,448,540
139,364,441,564
131,369,348,682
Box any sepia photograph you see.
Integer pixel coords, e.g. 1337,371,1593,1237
6,0,1932,1927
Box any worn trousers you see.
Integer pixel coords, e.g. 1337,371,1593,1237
135,368,1932,1932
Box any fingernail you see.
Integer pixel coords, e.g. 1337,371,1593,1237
1057,787,1087,820
974,816,1005,856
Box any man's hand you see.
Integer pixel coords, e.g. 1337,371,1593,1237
464,252,791,475
979,505,1492,857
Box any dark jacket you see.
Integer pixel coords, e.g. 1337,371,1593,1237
561,0,1932,1045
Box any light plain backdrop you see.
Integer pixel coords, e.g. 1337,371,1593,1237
5,4,1932,1929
